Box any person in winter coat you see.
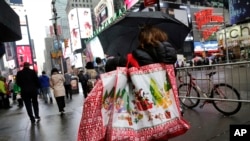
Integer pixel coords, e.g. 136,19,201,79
39,71,53,103
64,72,72,99
50,68,66,115
105,25,177,72
0,77,11,108
16,62,41,123
85,62,98,95
95,57,105,77
77,70,88,98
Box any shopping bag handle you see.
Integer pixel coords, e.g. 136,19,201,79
126,53,140,68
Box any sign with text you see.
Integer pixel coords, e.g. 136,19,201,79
216,23,250,48
230,124,250,141
194,8,224,40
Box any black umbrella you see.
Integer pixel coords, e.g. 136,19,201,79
98,11,191,56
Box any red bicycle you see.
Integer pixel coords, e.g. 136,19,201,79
178,71,241,116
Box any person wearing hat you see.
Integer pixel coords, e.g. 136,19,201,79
16,62,41,124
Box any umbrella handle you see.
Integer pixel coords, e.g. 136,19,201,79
126,54,140,68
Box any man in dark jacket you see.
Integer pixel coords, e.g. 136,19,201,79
16,62,41,123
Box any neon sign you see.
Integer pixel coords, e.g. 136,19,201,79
194,9,224,40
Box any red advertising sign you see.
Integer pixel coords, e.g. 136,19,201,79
16,45,33,67
194,8,224,40
144,0,157,7
125,0,139,10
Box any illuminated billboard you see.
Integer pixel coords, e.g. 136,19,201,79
94,0,115,28
68,8,81,51
85,36,105,62
229,0,250,24
77,8,93,38
68,8,93,51
16,45,33,67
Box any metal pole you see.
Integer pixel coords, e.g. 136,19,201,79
223,0,229,63
51,1,64,74
25,15,35,69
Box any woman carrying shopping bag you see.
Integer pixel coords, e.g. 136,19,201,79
78,25,190,141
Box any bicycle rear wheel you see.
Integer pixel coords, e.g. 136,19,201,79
211,83,241,116
178,83,200,108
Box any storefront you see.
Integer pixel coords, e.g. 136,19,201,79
216,23,250,61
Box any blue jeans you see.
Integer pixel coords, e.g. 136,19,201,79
41,87,52,102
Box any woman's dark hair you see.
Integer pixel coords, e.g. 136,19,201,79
51,68,59,75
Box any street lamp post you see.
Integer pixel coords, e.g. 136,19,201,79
51,0,64,74
223,0,230,63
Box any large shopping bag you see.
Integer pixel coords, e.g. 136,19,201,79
107,63,190,140
78,71,117,141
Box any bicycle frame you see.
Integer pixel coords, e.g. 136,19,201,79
178,71,214,98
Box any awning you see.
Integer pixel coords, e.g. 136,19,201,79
0,1,21,42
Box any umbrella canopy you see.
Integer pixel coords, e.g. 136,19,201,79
98,11,191,57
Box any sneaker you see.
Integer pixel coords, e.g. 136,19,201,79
35,117,41,122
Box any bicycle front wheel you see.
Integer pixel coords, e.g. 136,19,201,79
178,83,200,108
211,83,241,116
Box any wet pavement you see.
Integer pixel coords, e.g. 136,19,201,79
1,88,250,141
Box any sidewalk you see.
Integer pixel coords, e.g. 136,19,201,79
0,92,84,141
1,90,250,141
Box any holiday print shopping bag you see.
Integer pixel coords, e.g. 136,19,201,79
78,70,117,141
107,63,190,140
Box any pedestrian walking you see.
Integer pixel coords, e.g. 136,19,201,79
77,70,88,98
16,62,41,123
8,80,14,102
13,80,23,107
39,71,53,103
95,57,105,78
64,72,72,99
105,25,177,71
50,68,66,115
0,77,11,109
85,62,98,96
